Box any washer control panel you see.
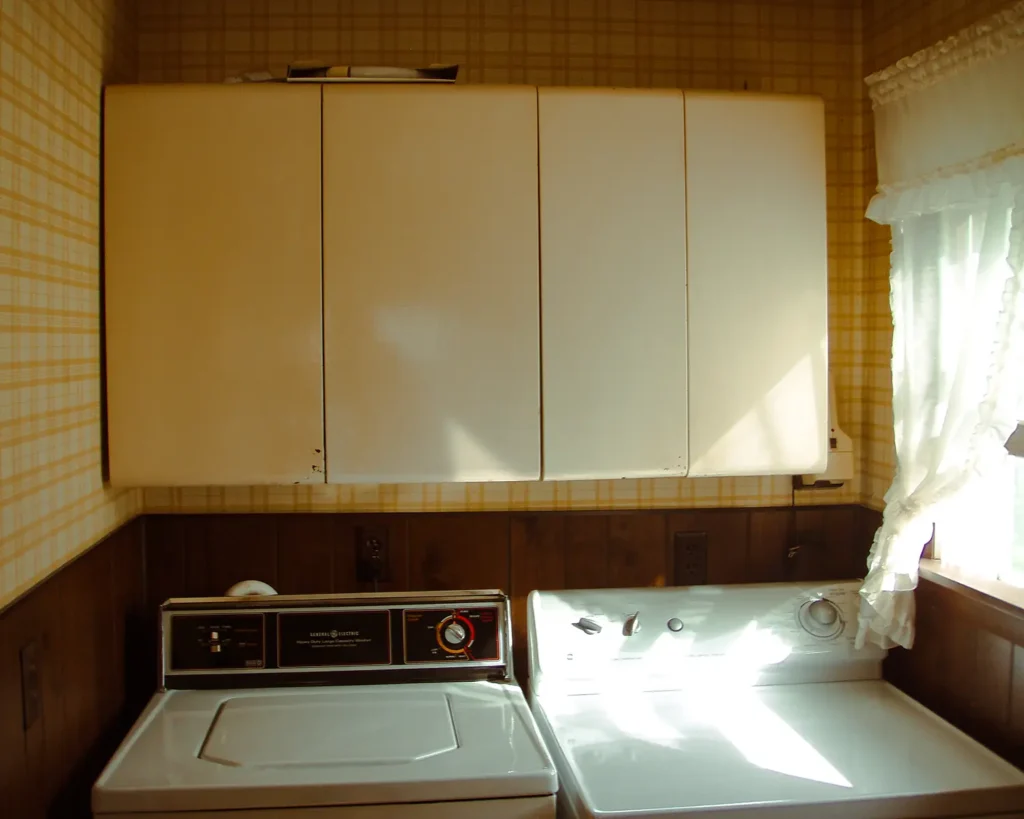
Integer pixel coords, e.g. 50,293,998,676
161,591,509,688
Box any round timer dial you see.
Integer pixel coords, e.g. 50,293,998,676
436,614,475,654
798,597,844,640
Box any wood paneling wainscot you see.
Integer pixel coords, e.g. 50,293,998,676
885,575,1024,770
0,521,147,819
143,506,878,686
1,505,883,819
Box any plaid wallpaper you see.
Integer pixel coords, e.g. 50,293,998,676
5,0,1016,607
0,0,142,610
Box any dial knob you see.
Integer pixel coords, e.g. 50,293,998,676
444,622,467,645
808,599,838,626
574,617,602,635
798,598,843,639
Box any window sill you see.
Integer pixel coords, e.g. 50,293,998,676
919,559,1024,619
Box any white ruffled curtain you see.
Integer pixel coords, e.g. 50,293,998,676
857,2,1024,649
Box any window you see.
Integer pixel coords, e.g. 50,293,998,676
932,417,1024,585
856,1,1024,647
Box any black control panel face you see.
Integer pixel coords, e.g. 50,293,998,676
278,610,391,668
164,596,507,684
403,607,501,663
171,614,266,671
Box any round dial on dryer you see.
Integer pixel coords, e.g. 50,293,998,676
798,597,844,639
436,614,475,654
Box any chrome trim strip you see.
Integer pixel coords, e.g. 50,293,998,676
161,589,505,610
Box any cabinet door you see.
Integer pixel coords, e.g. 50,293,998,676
322,86,540,483
104,85,324,486
539,88,688,480
685,92,828,477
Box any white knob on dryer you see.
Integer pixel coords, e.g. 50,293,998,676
798,597,844,639
808,599,839,626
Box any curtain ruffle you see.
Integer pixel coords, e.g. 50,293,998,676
867,1,1024,107
867,151,1024,225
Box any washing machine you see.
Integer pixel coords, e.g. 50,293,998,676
94,589,556,818
527,581,1024,819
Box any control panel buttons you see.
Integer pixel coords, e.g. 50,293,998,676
667,617,684,632
171,614,265,671
798,597,844,639
623,611,641,636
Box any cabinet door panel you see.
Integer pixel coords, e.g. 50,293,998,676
322,86,540,483
104,85,324,486
539,88,688,480
685,92,828,477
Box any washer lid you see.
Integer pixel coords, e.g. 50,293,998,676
93,682,556,815
537,680,1024,819
200,689,459,767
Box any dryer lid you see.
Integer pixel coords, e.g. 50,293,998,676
536,680,1024,819
93,682,556,815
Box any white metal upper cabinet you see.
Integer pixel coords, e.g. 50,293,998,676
103,85,325,486
321,86,541,483
539,88,688,480
685,92,829,477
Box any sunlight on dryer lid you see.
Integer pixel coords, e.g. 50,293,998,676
714,693,852,788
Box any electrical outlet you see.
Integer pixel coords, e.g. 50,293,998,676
673,532,708,586
355,526,391,584
20,640,41,731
